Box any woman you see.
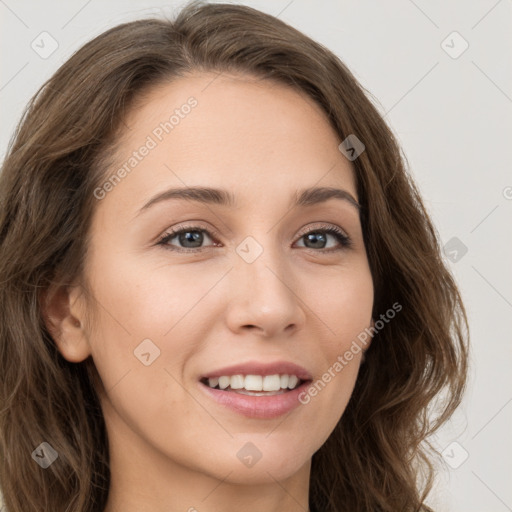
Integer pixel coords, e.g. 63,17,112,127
0,2,468,511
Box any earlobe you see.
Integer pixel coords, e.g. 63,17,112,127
40,284,92,363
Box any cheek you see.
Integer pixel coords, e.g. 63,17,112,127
295,264,373,436
85,250,222,340
84,255,214,459
83,252,222,398
310,263,373,350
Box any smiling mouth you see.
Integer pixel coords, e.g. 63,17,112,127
200,374,306,396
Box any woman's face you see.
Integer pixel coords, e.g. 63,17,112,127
71,72,374,484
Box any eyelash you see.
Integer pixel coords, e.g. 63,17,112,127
156,223,352,253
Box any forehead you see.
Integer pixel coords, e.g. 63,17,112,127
97,71,357,216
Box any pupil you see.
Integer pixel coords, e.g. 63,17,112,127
306,232,326,249
180,231,203,248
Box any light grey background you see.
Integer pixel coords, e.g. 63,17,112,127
1,1,511,510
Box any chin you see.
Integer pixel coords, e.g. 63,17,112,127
197,437,313,484
215,458,309,485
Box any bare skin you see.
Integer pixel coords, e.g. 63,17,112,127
44,72,374,512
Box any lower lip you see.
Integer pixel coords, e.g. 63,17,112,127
198,380,311,419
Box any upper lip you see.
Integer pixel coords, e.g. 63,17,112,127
200,361,313,381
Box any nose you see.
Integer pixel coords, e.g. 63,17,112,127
224,240,306,339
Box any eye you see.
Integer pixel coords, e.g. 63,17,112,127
295,225,352,252
157,224,219,252
156,223,352,252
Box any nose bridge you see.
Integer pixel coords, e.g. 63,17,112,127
227,232,304,335
236,231,288,289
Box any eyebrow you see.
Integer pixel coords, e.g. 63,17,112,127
136,185,360,217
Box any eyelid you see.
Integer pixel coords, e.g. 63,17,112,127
295,222,349,239
165,222,220,240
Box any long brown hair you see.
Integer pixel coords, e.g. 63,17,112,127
0,2,468,510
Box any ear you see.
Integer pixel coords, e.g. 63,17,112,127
40,283,92,363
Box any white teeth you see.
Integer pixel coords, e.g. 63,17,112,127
230,374,244,389
263,374,281,391
218,376,230,390
244,375,263,391
205,374,302,392
287,375,299,389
